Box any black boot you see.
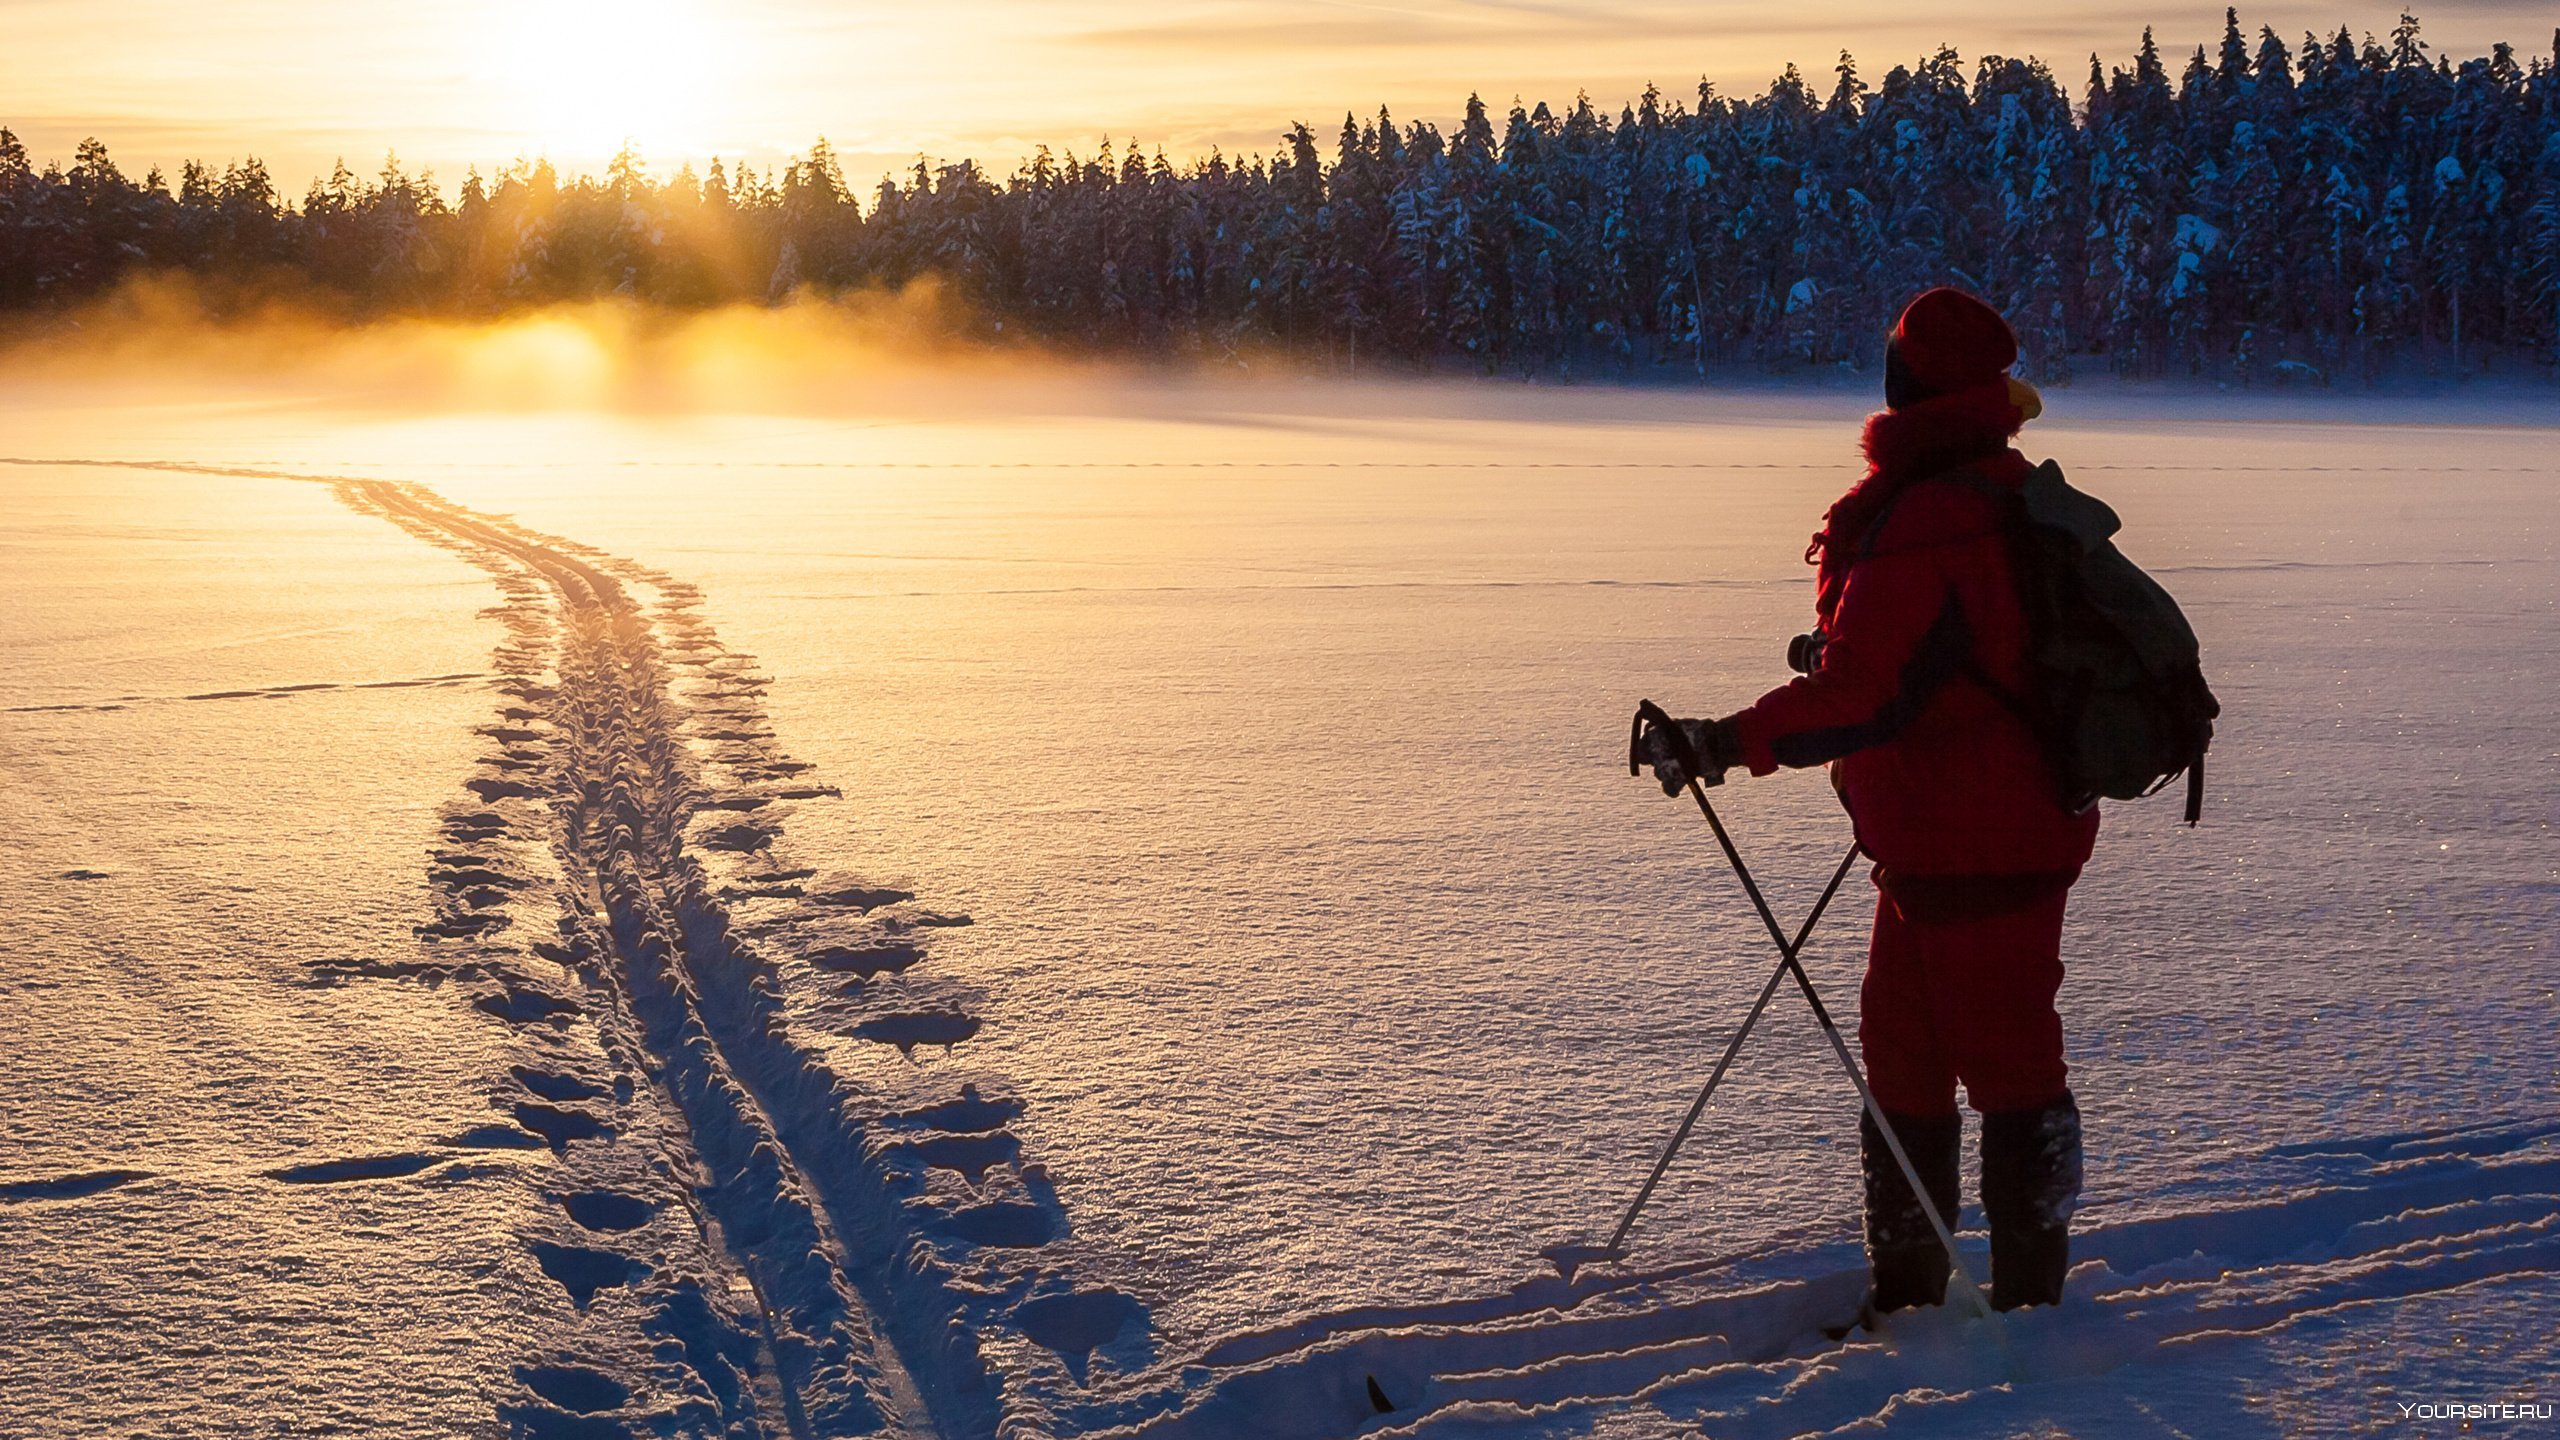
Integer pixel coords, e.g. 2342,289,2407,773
1860,1108,1963,1313
1981,1092,2082,1310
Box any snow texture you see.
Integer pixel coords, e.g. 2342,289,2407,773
1,380,2552,1437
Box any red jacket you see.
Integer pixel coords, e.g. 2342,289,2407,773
1728,386,2099,879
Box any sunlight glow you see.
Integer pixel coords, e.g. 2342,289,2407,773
492,0,728,161
4,1,2544,204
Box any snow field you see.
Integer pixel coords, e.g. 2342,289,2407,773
2,380,2552,1436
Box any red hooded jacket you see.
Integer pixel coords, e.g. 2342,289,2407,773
1727,383,2100,880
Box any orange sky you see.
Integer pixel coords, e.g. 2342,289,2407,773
3,1,2546,195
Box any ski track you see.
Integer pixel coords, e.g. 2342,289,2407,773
9,454,2551,1439
120,461,1150,1440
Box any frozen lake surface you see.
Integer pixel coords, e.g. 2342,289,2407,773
2,378,2552,1437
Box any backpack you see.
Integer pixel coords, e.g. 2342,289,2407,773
1940,462,2222,824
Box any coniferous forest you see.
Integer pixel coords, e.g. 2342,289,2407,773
5,11,2558,383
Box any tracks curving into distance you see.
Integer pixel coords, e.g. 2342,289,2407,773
343,478,935,1438
333,475,1148,1440
9,458,1144,1440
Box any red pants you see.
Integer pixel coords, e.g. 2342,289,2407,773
1858,881,2071,1117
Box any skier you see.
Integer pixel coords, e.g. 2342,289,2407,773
1639,288,2091,1315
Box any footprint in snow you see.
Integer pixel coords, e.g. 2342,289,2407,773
529,1243,647,1311
475,987,579,1024
560,1190,655,1233
495,1406,632,1440
513,1103,613,1153
420,913,510,940
433,865,524,890
445,810,508,838
696,795,771,813
808,943,925,981
516,1364,630,1414
1016,1290,1150,1381
895,1131,1021,1185
0,1169,151,1203
511,1067,610,1103
807,884,914,911
267,1153,440,1185
853,1011,981,1057
696,822,775,853
303,956,480,987
447,1124,548,1151
882,1085,1025,1134
933,1202,1058,1247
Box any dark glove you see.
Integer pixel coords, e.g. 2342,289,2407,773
1638,716,1746,795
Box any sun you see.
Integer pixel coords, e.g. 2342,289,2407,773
493,0,727,163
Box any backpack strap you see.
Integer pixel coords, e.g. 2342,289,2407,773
1912,467,2086,802
1878,466,2042,724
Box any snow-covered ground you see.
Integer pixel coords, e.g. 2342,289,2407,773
1,378,2551,1438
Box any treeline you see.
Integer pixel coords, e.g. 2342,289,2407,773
5,11,2559,383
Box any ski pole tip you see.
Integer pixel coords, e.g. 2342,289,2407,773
1539,1242,1623,1283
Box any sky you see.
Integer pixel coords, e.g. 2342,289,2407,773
2,0,2550,195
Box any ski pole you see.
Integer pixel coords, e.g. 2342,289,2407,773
1589,840,1863,1264
1631,702,2006,1336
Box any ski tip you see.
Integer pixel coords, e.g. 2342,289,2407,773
1365,1375,1395,1413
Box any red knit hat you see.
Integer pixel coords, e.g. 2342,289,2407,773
1887,288,2017,403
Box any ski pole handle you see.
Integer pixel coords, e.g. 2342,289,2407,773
1631,698,1716,788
